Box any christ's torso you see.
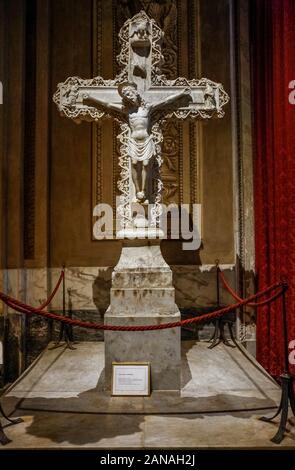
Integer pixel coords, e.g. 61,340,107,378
128,106,150,140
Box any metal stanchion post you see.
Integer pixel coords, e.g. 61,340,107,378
260,282,295,444
208,260,236,349
50,265,76,351
0,400,23,445
208,260,220,348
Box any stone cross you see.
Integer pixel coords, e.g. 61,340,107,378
53,10,229,237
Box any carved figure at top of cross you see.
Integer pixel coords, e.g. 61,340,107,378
53,10,229,237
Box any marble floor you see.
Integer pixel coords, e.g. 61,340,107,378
1,341,295,448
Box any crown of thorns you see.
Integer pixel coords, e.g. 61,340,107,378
118,82,138,97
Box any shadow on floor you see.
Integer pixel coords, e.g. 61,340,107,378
2,387,285,447
4,396,294,447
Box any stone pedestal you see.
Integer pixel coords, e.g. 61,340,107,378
104,240,181,392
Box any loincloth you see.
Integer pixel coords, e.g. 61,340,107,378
127,135,156,162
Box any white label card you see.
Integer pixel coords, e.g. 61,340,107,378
112,363,150,396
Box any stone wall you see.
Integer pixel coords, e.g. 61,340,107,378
1,263,236,380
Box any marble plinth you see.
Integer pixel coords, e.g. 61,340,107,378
104,240,181,392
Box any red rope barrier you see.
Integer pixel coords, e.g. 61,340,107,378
0,280,284,331
39,270,64,310
2,269,64,312
218,268,283,307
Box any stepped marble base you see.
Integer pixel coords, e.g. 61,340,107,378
104,240,181,392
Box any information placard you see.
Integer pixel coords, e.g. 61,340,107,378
112,362,151,396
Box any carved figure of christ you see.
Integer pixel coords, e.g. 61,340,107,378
84,83,192,203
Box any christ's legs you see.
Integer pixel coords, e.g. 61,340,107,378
131,160,140,196
141,158,150,200
141,165,147,196
131,158,150,202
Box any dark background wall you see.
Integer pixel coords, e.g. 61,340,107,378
0,0,235,270
0,0,253,382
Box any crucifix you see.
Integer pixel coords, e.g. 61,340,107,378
53,10,230,392
53,10,229,238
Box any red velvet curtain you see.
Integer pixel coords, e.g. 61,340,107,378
251,0,295,378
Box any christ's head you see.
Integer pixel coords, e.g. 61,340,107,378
119,83,140,107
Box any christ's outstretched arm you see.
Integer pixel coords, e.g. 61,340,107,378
83,94,125,115
150,87,192,113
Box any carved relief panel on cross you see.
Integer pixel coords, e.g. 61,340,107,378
53,11,229,237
